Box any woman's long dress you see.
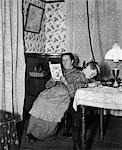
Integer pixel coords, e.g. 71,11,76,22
27,84,70,139
27,68,87,140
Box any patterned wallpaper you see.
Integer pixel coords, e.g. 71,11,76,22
23,0,66,53
45,3,66,53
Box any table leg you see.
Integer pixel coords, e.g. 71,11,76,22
100,108,104,139
80,105,86,150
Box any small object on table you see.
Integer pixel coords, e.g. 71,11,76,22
101,79,113,87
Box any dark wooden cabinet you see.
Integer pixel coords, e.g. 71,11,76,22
26,77,48,96
23,53,61,119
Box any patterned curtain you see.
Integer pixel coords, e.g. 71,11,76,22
0,0,25,119
65,0,122,115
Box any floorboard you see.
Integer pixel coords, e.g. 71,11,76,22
15,115,122,150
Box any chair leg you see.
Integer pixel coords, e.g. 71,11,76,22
81,105,86,150
64,112,68,132
100,108,104,139
63,111,72,137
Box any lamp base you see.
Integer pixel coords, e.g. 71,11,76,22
113,80,119,88
112,68,119,88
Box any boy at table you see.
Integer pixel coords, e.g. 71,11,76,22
70,61,100,150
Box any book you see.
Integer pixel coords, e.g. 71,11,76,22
49,62,63,81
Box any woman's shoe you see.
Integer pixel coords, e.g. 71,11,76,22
26,133,38,142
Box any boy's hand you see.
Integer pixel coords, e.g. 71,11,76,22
88,81,102,88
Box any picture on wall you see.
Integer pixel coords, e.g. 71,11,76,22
25,4,44,33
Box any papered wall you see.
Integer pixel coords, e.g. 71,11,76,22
23,0,46,53
45,3,66,53
23,0,66,53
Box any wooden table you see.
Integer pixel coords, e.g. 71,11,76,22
73,86,122,150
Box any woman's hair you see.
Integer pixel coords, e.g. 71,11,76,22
86,61,101,79
61,52,75,61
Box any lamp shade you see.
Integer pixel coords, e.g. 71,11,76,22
105,43,122,62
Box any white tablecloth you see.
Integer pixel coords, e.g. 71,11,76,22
73,86,122,112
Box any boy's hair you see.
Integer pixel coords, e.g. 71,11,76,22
61,52,75,61
86,61,101,77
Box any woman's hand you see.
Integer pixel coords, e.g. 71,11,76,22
60,76,68,85
45,77,56,88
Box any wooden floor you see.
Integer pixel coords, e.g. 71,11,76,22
14,115,122,150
